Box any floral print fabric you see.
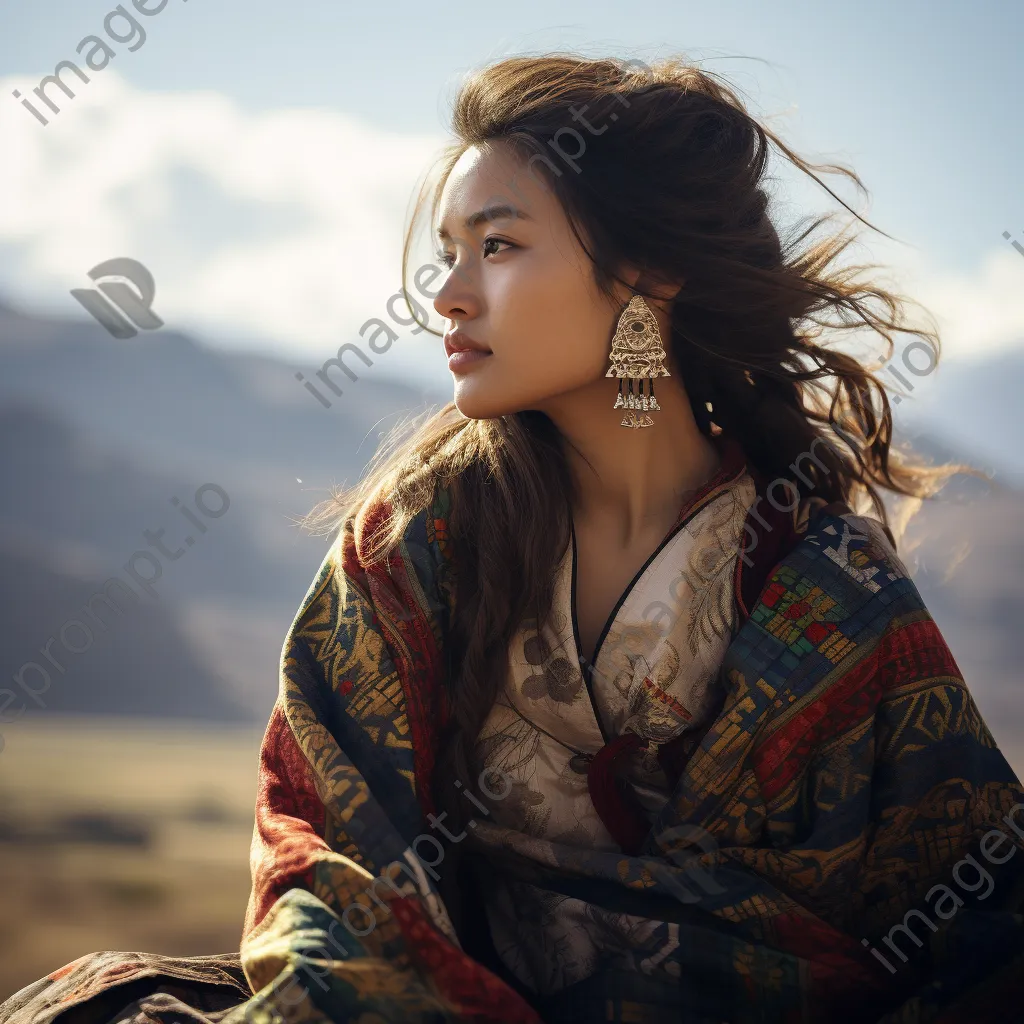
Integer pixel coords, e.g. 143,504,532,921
474,469,757,993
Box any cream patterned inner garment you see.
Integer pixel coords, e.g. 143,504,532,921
472,468,757,994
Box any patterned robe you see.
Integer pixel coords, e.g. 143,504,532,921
3,443,1024,1024
475,461,759,993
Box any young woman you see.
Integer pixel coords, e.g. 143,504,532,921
5,53,1024,1024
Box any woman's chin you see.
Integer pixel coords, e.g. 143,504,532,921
451,376,515,420
453,393,504,420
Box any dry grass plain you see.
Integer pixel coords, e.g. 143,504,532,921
0,715,264,1001
1,706,1021,1004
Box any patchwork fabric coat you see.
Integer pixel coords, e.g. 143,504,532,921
3,444,1024,1024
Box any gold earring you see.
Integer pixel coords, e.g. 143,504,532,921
606,294,670,429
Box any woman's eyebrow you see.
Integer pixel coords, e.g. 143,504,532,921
437,203,532,240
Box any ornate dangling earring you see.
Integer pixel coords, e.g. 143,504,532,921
606,294,670,429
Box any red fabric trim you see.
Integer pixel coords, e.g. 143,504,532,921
734,462,805,623
586,731,649,854
368,550,445,819
753,618,961,803
390,897,543,1022
771,911,894,1012
772,910,886,977
353,499,446,818
876,616,963,691
243,700,329,940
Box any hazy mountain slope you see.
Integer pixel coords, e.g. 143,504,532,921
899,347,1024,486
899,488,1024,761
0,537,245,724
1,295,1021,754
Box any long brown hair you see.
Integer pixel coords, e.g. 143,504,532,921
303,53,959,851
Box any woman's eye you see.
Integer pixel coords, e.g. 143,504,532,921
434,238,513,268
482,237,513,258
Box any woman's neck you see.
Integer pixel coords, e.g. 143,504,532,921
543,374,722,548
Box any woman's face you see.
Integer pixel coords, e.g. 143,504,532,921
433,141,656,420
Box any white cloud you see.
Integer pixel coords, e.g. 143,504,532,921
0,69,452,383
876,245,1024,364
0,68,1020,393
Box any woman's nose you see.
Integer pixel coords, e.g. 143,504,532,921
433,264,481,321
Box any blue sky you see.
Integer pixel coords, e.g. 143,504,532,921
1,0,1022,388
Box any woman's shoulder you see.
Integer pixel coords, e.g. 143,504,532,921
331,477,457,617
806,501,908,578
774,498,914,607
320,476,454,571
736,499,957,708
739,478,911,618
285,480,455,665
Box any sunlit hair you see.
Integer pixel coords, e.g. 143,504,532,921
301,54,964,879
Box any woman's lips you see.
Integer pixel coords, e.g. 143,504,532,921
447,349,492,373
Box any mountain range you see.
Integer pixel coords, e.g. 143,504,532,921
0,295,1021,769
